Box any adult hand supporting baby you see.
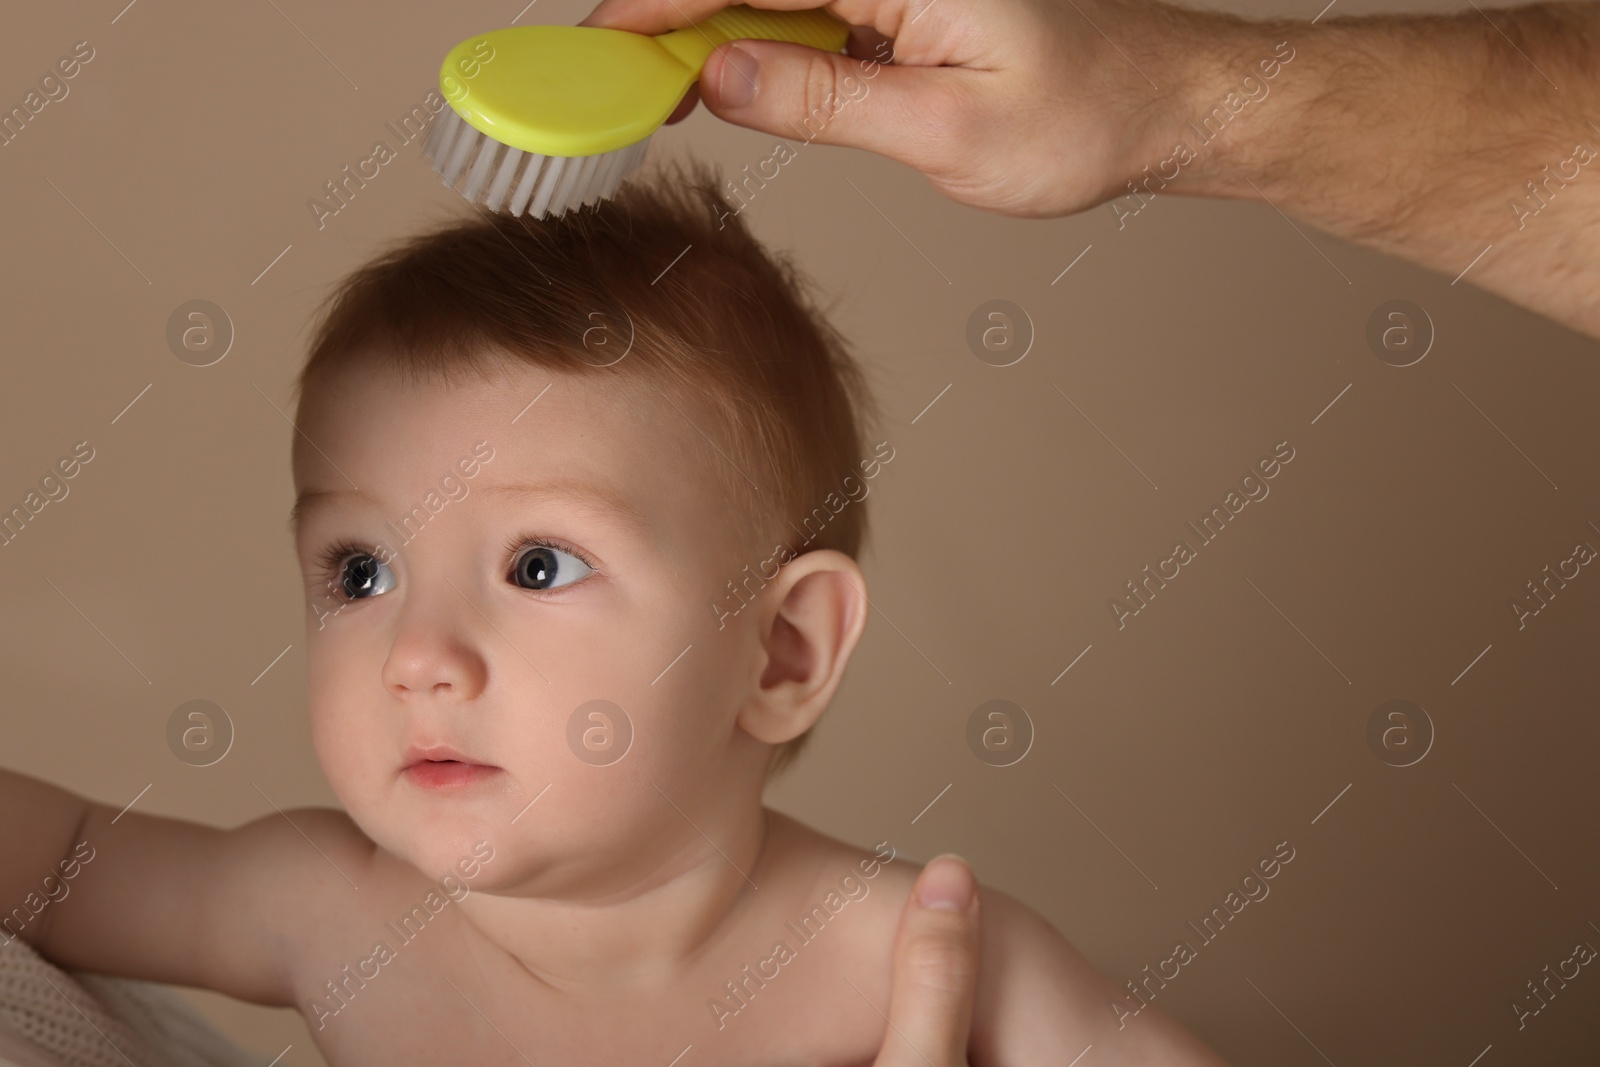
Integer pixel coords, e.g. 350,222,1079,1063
581,0,1600,339
876,854,981,1067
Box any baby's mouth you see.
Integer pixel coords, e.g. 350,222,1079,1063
404,760,501,789
401,745,502,790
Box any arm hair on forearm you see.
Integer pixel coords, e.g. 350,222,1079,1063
1149,0,1600,335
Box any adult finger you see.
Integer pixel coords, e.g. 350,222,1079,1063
875,854,981,1067
580,0,831,33
698,39,965,180
845,24,896,63
646,27,890,128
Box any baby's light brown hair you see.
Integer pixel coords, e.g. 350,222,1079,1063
292,158,882,778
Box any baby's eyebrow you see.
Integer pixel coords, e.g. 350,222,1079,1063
289,479,649,537
478,481,650,533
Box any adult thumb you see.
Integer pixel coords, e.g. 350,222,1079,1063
700,39,952,176
876,854,982,1067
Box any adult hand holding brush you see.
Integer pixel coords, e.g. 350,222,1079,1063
580,0,1600,340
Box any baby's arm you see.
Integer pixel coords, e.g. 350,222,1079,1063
1,767,370,1005
969,888,1232,1066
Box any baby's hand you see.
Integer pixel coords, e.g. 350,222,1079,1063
875,853,980,1067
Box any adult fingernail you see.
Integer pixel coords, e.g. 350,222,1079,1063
918,853,974,912
718,45,759,108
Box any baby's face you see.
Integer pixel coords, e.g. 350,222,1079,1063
291,357,769,891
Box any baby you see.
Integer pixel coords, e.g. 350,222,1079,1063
1,160,1224,1066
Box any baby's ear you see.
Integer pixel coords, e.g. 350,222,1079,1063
736,549,869,746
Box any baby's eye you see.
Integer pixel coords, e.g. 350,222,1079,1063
510,542,594,591
332,551,397,601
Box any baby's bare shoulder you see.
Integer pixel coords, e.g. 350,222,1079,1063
761,809,917,910
758,812,920,971
237,808,452,948
764,819,1131,1063
227,806,434,976
237,805,376,895
223,806,379,958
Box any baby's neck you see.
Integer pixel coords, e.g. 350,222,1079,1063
451,805,780,995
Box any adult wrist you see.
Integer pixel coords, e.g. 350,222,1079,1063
1086,0,1234,201
1143,5,1307,205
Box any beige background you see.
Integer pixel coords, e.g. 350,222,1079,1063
3,0,1598,1063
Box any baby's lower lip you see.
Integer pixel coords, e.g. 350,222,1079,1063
403,760,502,789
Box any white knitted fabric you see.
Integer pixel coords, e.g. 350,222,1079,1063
0,939,260,1067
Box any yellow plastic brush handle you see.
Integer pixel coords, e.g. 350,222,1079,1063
437,7,851,158
657,7,852,72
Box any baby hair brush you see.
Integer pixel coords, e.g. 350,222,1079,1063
424,6,850,218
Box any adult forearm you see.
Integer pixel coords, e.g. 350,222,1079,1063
1153,0,1600,337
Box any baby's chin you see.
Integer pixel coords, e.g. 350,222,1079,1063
352,786,613,896
338,784,514,882
357,804,693,904
371,821,600,902
364,809,512,887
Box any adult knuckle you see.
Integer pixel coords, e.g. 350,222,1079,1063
797,52,847,134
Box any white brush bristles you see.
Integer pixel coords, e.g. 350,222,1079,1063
422,106,654,219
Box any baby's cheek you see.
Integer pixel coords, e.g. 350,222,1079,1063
307,695,379,806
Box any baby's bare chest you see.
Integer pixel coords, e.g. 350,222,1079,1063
294,908,893,1067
